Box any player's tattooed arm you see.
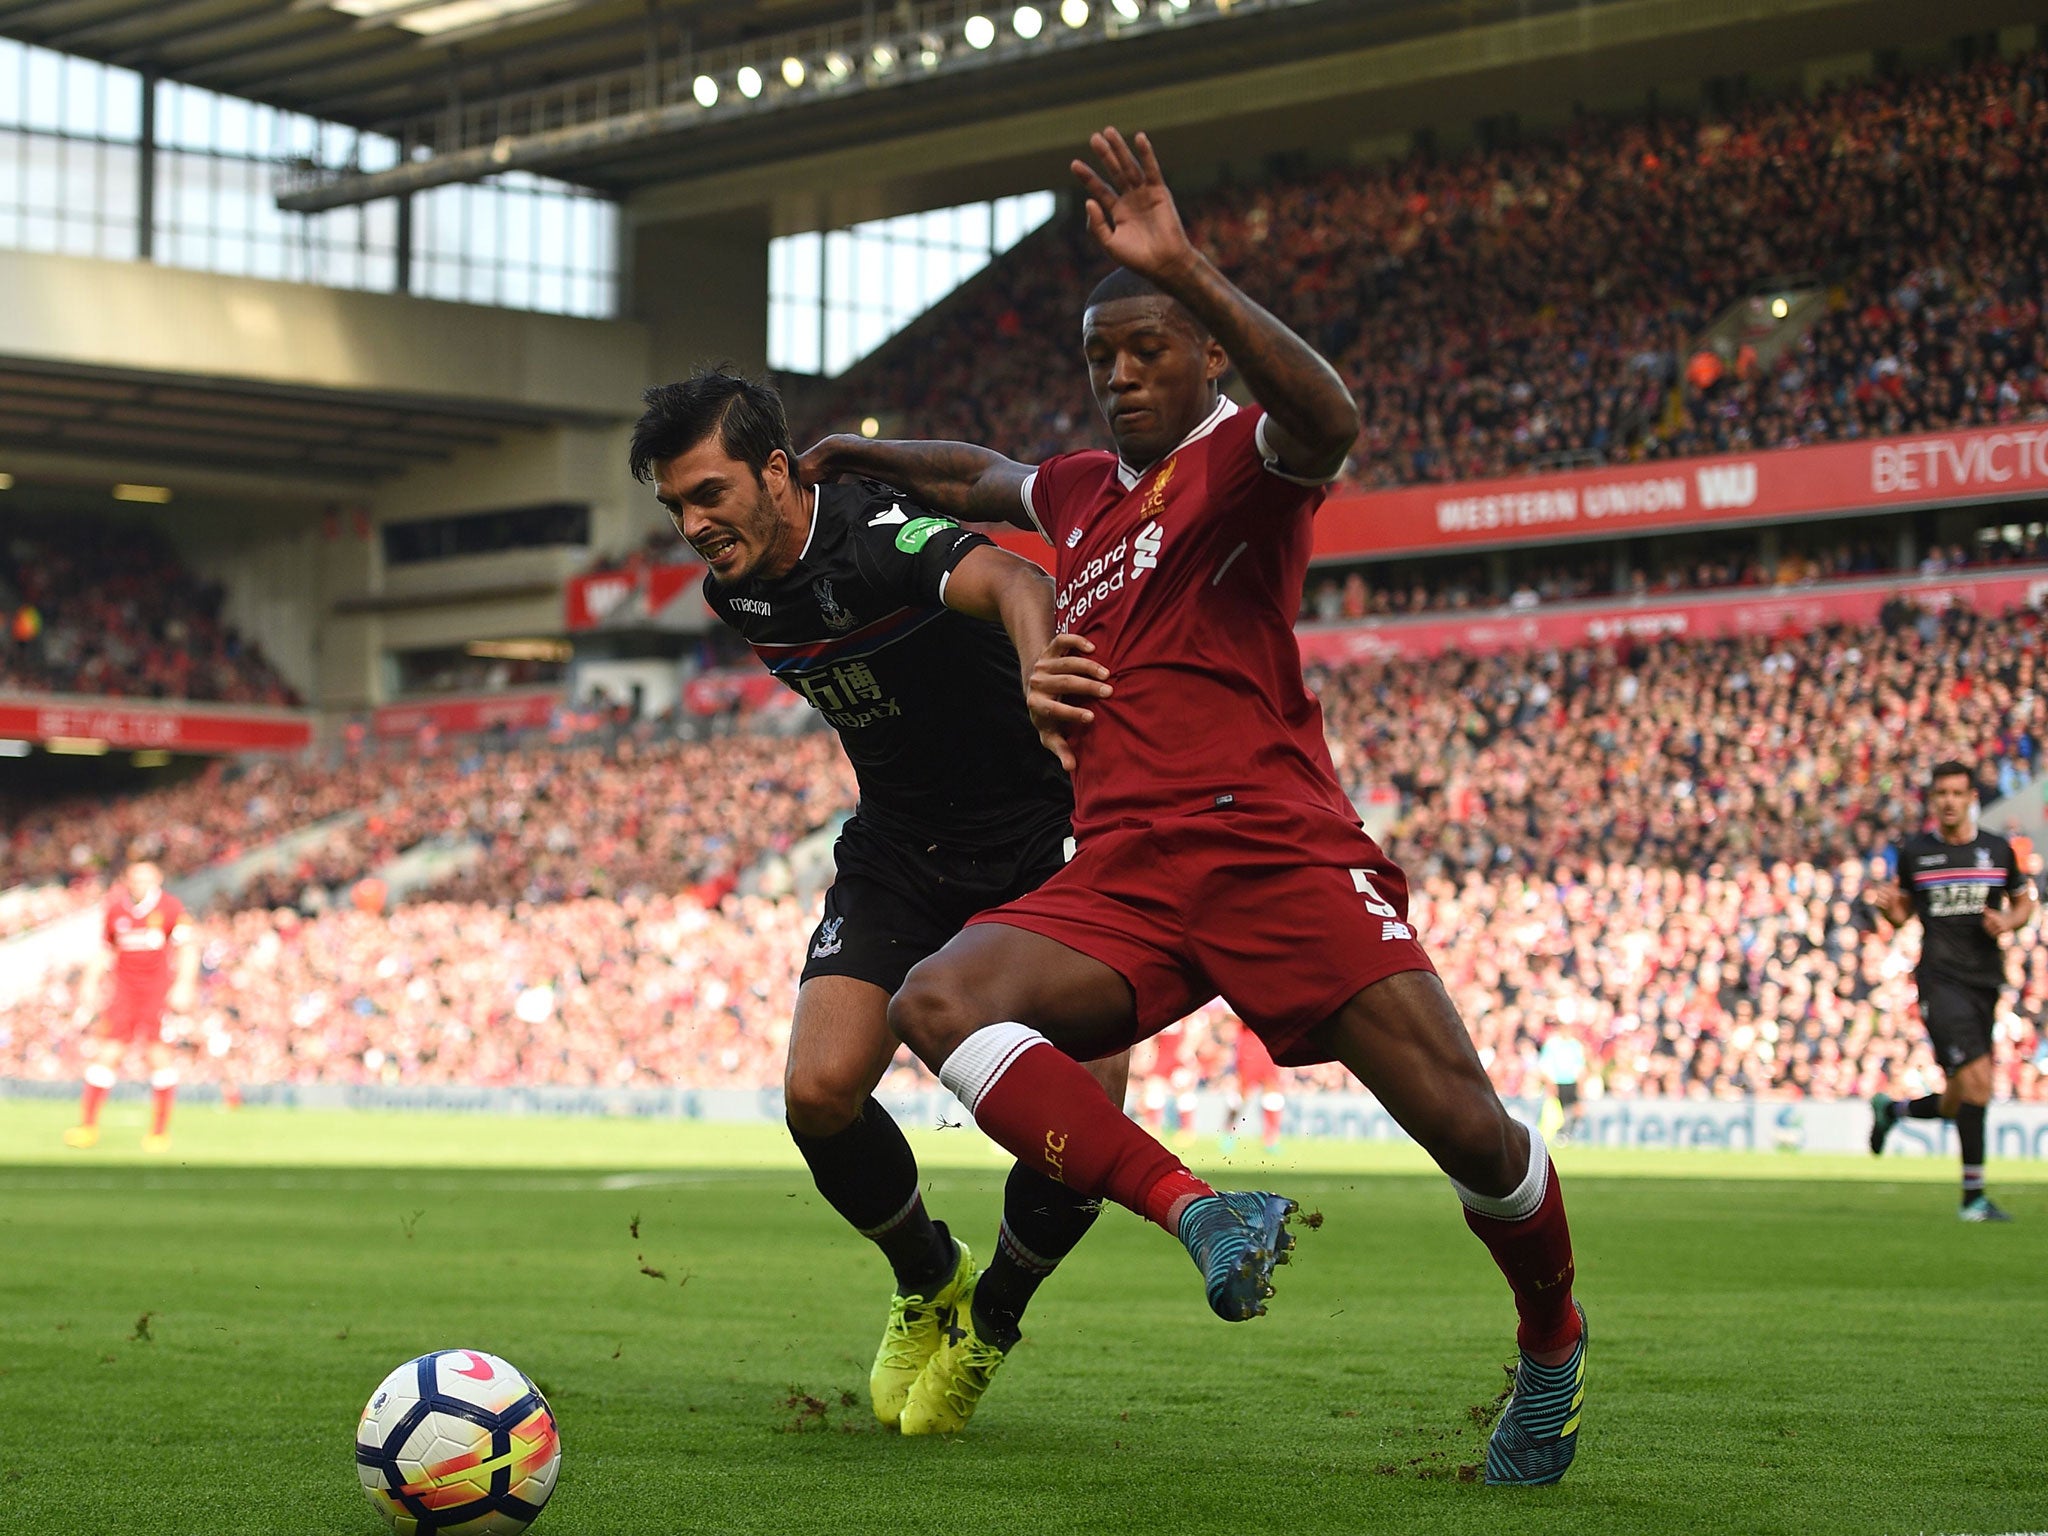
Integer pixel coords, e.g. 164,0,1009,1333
1072,127,1359,482
797,436,1038,528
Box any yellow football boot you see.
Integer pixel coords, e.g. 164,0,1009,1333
62,1125,100,1149
899,1275,1011,1436
869,1238,976,1428
141,1133,172,1154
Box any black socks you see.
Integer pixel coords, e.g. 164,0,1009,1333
789,1098,955,1295
972,1164,1104,1351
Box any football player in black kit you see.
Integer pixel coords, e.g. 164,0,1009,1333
1866,761,2036,1221
629,369,1128,1433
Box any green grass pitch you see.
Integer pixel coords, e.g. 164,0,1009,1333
3,1101,2045,1536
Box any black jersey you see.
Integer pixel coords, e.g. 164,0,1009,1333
1895,829,2028,988
702,479,1071,850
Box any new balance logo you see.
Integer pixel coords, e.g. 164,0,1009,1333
1133,520,1164,572
1382,921,1414,942
1066,525,1084,548
1694,461,1758,509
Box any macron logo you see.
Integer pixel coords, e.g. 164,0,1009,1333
1694,462,1758,510
868,504,909,528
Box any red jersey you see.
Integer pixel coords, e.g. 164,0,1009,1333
1022,398,1350,839
104,889,191,996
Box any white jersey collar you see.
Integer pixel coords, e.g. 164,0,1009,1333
1115,395,1237,490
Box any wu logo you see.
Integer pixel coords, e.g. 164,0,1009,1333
814,578,857,632
811,916,844,958
1694,461,1758,510
1133,521,1164,573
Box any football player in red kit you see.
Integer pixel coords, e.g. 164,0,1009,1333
1222,1020,1285,1156
65,860,198,1152
803,127,1586,1485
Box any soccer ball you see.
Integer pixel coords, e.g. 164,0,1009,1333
355,1350,561,1535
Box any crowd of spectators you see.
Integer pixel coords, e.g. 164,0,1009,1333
1295,529,1938,622
3,727,855,916
11,599,2048,1105
808,49,2048,488
5,855,2043,1105
0,513,300,705
1318,604,2046,876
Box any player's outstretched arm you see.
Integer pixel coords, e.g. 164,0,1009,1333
1073,127,1359,483
797,436,1038,529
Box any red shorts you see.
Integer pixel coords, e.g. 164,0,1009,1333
968,799,1435,1066
100,991,168,1046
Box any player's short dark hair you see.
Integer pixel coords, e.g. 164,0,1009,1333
1930,759,1976,789
629,367,793,484
1084,267,1210,339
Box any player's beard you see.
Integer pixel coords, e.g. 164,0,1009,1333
703,482,788,586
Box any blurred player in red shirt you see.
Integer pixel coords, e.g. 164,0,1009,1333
1222,1020,1284,1156
64,861,198,1152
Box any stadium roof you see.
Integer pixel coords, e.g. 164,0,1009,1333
7,0,2041,216
0,357,602,483
0,0,1644,208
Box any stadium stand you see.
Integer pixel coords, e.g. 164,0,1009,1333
809,49,2048,486
7,602,2048,1102
0,511,300,705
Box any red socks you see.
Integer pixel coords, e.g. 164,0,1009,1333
80,1064,116,1129
941,1023,1213,1232
149,1069,178,1137
1458,1136,1581,1355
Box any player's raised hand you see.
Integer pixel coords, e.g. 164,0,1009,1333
1072,129,1195,283
1027,633,1112,773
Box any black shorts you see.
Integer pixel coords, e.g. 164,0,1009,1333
1555,1080,1581,1111
800,815,1073,995
1917,973,1999,1071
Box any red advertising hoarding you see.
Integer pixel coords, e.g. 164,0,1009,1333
987,422,2048,570
1316,423,2048,559
1294,566,2048,666
564,562,706,631
370,689,563,739
0,697,313,753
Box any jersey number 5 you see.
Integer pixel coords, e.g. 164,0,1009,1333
1350,869,1398,918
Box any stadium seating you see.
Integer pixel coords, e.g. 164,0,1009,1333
8,603,2048,1103
0,511,300,705
809,49,2048,487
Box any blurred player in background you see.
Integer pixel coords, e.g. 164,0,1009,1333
632,369,1127,1436
65,860,197,1152
809,126,1587,1486
1867,761,2034,1220
1537,1028,1587,1146
1221,1019,1284,1156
